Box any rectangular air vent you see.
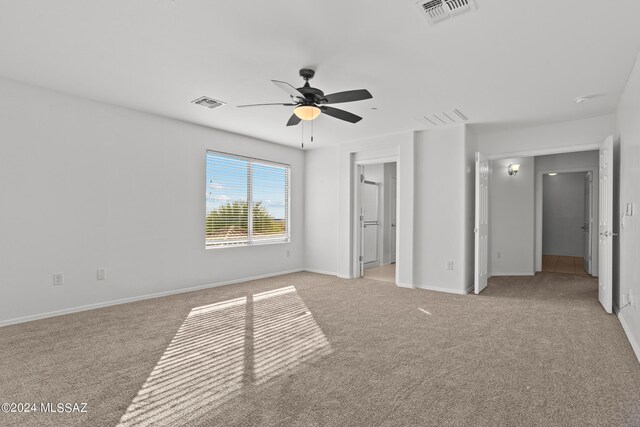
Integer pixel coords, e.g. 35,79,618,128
414,109,469,127
415,0,476,24
192,96,226,109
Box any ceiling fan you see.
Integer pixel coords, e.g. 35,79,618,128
238,68,373,126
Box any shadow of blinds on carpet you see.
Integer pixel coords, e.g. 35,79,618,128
117,286,332,427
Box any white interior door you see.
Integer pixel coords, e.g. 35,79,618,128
598,136,614,313
475,152,490,294
583,172,593,274
389,176,397,263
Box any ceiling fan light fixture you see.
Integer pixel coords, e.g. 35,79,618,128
294,105,321,121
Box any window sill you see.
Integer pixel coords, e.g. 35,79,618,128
205,239,290,250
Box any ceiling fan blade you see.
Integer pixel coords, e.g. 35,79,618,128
272,80,307,101
322,89,372,105
237,103,296,108
320,106,362,123
286,114,302,127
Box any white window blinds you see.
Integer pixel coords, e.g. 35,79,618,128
206,151,290,247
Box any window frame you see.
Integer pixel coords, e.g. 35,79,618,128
205,150,291,249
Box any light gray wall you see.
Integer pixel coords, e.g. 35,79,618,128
303,146,339,275
363,164,384,184
476,115,615,157
413,126,469,293
542,172,587,256
490,157,535,275
536,151,599,171
615,53,640,362
0,77,305,325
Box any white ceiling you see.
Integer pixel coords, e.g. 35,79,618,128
1,1,639,148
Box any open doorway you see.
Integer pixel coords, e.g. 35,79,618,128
358,162,397,283
534,150,600,278
476,141,614,313
540,171,593,275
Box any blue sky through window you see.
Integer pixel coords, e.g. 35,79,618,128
252,163,287,220
206,154,287,220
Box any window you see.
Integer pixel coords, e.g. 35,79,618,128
206,151,290,247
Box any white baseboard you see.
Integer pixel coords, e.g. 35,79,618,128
337,274,352,279
397,282,414,289
490,272,535,277
464,284,474,294
303,269,337,277
395,282,471,295
413,283,471,295
0,268,304,328
615,307,640,364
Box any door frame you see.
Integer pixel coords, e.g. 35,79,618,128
353,157,399,284
535,166,599,275
388,175,397,264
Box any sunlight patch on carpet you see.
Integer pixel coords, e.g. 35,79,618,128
118,286,331,426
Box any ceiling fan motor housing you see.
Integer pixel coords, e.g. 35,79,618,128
299,68,315,80
297,86,325,104
296,69,325,103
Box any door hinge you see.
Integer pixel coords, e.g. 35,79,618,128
360,215,364,222
359,255,363,262
360,174,364,183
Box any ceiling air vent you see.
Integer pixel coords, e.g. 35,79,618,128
414,109,469,127
415,0,476,24
192,96,226,109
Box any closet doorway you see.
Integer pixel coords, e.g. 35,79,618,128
358,162,397,283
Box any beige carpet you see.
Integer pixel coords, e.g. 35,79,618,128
1,272,639,426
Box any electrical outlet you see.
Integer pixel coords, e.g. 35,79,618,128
53,273,64,286
447,261,454,271
97,269,106,281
